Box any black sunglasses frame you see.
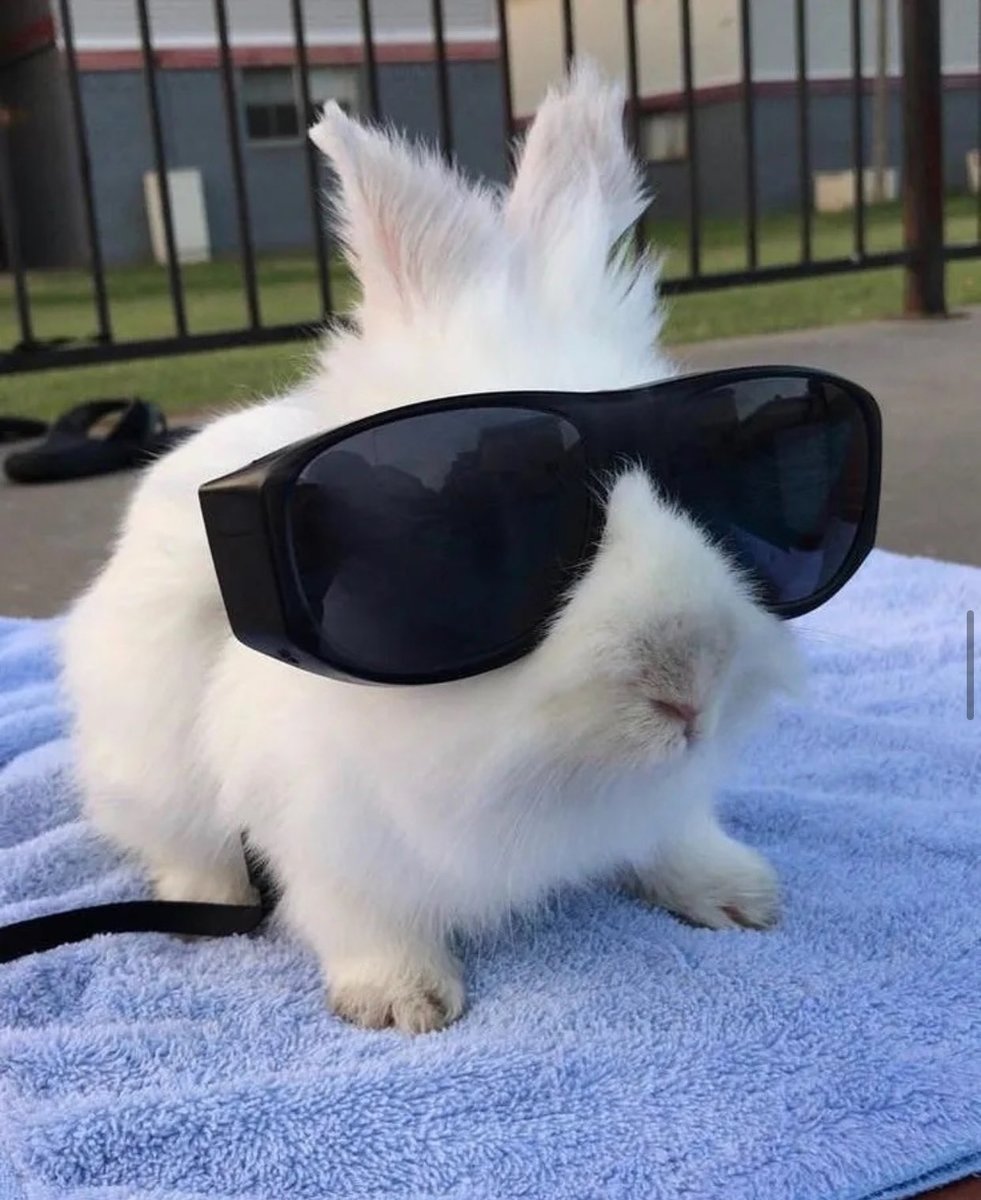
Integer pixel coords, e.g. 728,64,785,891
199,366,881,686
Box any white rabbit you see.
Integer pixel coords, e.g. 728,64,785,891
62,63,802,1034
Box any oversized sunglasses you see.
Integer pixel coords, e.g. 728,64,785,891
200,367,881,686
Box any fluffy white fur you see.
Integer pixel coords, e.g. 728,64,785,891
62,63,802,1035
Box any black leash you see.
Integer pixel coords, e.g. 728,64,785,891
0,839,276,965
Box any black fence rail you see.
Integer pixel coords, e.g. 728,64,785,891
0,0,979,375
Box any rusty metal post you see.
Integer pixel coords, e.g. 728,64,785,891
900,0,946,316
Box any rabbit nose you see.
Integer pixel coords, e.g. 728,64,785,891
651,699,700,742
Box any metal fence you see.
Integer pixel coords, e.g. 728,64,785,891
0,0,979,375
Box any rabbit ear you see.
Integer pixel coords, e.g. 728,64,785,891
309,103,502,321
505,60,647,268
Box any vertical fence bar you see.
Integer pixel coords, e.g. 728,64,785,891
290,0,332,317
738,0,758,269
561,0,575,67
977,2,980,243
623,0,645,253
358,0,381,121
850,0,866,260
871,0,889,203
134,0,187,336
213,0,261,329
901,0,946,314
431,0,453,160
680,0,701,276
0,112,34,347
794,0,812,263
57,0,111,343
494,0,515,143
623,0,641,152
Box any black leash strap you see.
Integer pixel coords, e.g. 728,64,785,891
0,899,265,964
0,839,275,965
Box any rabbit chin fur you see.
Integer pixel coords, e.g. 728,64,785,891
62,62,803,1034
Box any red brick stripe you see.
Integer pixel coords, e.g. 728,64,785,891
74,38,499,71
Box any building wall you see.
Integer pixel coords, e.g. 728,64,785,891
643,101,746,224
15,62,979,267
60,0,497,50
508,0,742,117
377,59,507,183
644,83,980,227
751,85,979,217
508,0,981,117
75,58,507,267
5,7,977,268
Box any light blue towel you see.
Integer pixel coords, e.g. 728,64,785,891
1,549,979,1200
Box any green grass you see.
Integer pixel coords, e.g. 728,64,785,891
2,196,980,422
656,191,980,277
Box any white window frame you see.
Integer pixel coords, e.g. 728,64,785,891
640,112,689,164
241,65,362,147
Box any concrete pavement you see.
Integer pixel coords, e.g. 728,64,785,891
2,308,979,618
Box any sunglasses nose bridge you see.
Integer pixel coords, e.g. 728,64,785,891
577,396,671,491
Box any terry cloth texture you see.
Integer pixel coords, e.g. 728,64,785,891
0,550,979,1200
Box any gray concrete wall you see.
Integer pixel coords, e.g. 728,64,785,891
74,58,507,267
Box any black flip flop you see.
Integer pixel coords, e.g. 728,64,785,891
144,423,196,459
0,416,48,444
4,399,192,484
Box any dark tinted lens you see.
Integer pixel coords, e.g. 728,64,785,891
286,407,588,680
662,376,870,607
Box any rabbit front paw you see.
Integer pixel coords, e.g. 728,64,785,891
629,834,780,931
328,955,465,1034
